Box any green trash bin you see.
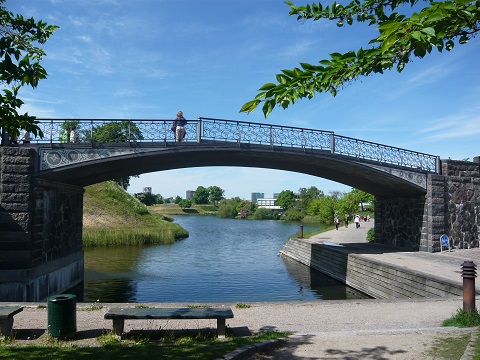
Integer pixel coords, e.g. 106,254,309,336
47,294,77,338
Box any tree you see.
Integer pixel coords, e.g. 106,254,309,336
349,188,374,211
90,120,143,143
135,192,163,206
0,0,58,140
192,186,210,204
241,0,480,117
296,186,323,211
178,199,192,209
208,185,225,205
89,121,143,190
276,190,297,210
217,198,240,219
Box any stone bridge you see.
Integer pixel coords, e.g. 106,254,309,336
0,117,479,301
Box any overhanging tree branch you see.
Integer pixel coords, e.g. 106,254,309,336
240,0,480,117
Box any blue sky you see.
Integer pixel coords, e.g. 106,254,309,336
7,0,480,200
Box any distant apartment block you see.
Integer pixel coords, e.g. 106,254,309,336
257,198,282,210
143,187,152,194
251,192,264,203
186,190,195,199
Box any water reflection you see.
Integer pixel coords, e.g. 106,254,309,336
281,255,368,300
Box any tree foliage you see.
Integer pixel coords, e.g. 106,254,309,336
217,198,241,218
178,199,192,209
192,186,210,204
208,185,225,205
89,121,144,143
276,190,297,210
241,0,480,117
135,192,164,206
0,0,58,138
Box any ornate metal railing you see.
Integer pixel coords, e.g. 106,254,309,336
22,117,439,173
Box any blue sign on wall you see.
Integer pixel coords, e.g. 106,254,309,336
440,234,450,252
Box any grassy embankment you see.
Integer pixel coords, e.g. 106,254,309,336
83,182,188,246
149,203,218,216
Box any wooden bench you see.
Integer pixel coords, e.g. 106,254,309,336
104,307,234,338
0,306,23,338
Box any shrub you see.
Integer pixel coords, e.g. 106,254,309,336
366,227,375,242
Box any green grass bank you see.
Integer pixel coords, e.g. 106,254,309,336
82,182,188,246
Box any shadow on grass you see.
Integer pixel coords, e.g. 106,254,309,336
2,326,287,360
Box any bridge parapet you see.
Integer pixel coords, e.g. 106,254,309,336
26,117,438,173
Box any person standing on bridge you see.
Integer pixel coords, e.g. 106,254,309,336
174,111,187,142
19,130,31,144
70,126,77,143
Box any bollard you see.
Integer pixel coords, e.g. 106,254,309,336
299,225,303,239
461,261,477,312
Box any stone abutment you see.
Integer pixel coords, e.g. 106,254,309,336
0,147,84,301
374,157,480,251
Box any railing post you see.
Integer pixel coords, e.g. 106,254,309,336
330,134,335,154
90,119,94,144
270,125,273,146
436,156,442,175
50,119,53,146
237,121,241,144
197,117,202,143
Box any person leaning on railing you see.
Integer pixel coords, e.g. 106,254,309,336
173,111,187,142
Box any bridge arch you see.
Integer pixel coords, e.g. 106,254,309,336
36,142,427,197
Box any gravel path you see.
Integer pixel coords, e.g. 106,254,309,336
3,297,478,359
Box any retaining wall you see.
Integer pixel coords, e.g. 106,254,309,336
280,238,464,299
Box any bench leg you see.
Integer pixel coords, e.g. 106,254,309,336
217,318,226,339
0,317,13,338
112,319,125,334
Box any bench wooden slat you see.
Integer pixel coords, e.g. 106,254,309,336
0,307,23,318
104,307,233,338
105,307,233,320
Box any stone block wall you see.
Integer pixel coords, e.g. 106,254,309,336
374,195,425,251
0,147,84,301
374,157,480,252
442,157,480,249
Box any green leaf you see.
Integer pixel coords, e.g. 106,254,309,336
258,83,276,91
421,27,436,37
410,31,423,40
240,100,261,114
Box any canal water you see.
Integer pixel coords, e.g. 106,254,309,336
83,216,369,303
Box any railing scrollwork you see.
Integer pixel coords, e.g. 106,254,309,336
18,117,439,173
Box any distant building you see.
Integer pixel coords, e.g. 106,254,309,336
186,190,195,199
257,198,282,210
251,192,264,203
273,193,280,199
143,187,152,194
